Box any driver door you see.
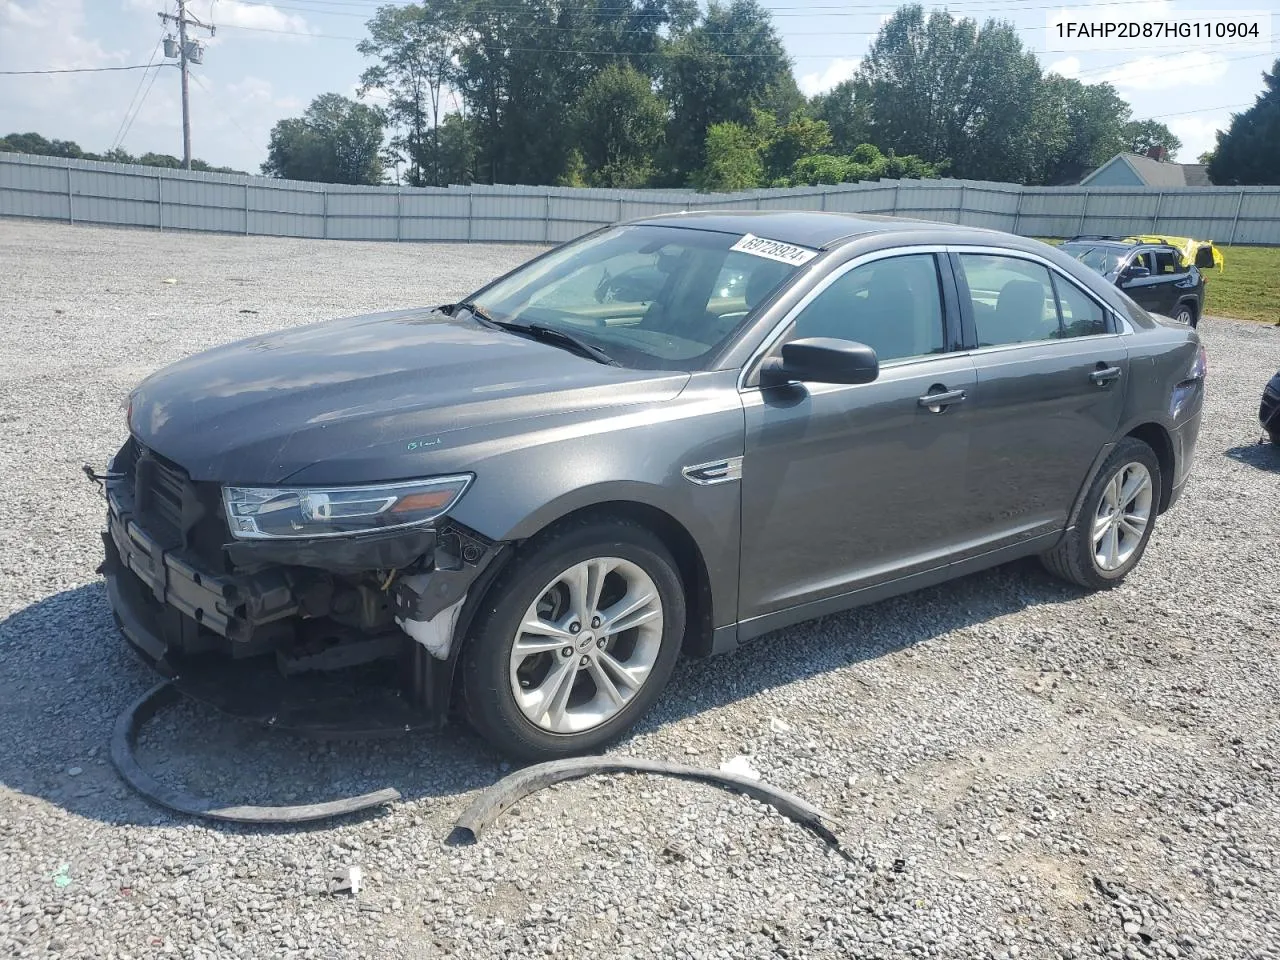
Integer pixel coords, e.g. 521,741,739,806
737,252,976,626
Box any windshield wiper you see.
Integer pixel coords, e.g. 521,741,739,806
524,323,619,366
460,303,618,366
457,301,501,328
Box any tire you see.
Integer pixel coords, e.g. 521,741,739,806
1040,437,1162,590
461,517,686,761
1174,302,1197,327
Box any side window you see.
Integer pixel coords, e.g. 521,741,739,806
1131,251,1154,273
790,254,945,363
707,252,792,317
957,254,1057,347
1153,250,1182,275
1051,275,1110,338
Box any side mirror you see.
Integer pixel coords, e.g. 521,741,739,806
763,337,879,385
1122,265,1150,284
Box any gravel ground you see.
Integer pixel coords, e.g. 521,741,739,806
1,219,1278,960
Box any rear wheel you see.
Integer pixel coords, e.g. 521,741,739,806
461,518,685,760
1041,437,1162,590
1174,302,1197,327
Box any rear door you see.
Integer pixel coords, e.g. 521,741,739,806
954,251,1129,549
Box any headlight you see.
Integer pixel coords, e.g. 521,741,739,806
222,475,472,540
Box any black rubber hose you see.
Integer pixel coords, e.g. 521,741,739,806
450,756,852,858
110,681,401,824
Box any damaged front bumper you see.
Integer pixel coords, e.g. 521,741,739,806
97,446,505,721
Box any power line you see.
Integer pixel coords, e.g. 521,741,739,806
232,0,1181,15
188,71,264,156
214,22,1277,71
1146,102,1252,120
116,62,167,153
1072,48,1273,81
0,64,172,75
111,37,166,153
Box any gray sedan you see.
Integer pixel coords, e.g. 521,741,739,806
102,211,1206,759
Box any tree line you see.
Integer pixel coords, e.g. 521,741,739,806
264,1,1212,190
5,3,1274,189
0,132,245,174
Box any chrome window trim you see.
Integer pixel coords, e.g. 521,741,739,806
736,244,953,392
738,241,1136,391
948,244,1134,341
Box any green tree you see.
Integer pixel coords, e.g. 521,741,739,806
787,143,940,186
0,132,84,157
262,94,386,185
809,79,872,154
572,64,667,187
859,5,1044,183
435,112,478,185
761,111,832,183
660,0,796,183
1208,58,1280,185
456,0,689,185
358,1,459,187
697,120,764,190
1032,76,1130,184
1123,119,1182,158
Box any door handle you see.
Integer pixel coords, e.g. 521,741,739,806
1090,366,1122,385
918,388,966,411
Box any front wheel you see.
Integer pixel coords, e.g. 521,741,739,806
461,518,686,760
1041,437,1162,590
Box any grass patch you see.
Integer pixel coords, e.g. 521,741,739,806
1202,247,1280,324
1033,238,1279,324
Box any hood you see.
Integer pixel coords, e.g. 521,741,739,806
128,307,689,483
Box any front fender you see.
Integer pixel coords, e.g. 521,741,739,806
448,371,746,630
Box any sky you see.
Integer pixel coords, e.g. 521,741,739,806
0,0,1276,176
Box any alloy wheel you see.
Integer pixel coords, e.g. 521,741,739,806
508,557,664,734
1092,462,1153,571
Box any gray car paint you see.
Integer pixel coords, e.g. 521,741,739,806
119,213,1203,664
450,222,1201,652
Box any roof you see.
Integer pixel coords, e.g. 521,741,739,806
631,210,979,250
1079,153,1210,188
1181,163,1211,187
1063,236,1176,250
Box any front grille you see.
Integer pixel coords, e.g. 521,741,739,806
147,456,186,535
120,439,229,568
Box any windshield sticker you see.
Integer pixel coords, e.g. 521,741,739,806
406,437,441,451
729,233,818,266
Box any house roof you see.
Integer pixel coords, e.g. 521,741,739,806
1079,153,1211,188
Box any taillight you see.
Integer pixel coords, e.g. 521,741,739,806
1190,344,1208,380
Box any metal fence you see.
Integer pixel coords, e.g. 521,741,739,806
3,150,1279,245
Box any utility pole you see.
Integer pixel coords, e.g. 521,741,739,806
159,1,214,170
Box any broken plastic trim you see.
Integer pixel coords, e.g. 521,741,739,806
111,681,401,823
450,757,852,858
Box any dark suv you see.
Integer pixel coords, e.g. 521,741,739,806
1060,236,1206,327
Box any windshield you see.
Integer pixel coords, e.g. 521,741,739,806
468,224,807,370
1061,243,1125,275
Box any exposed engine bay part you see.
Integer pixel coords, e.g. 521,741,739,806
110,681,402,823
392,532,504,660
449,757,852,859
396,588,467,659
